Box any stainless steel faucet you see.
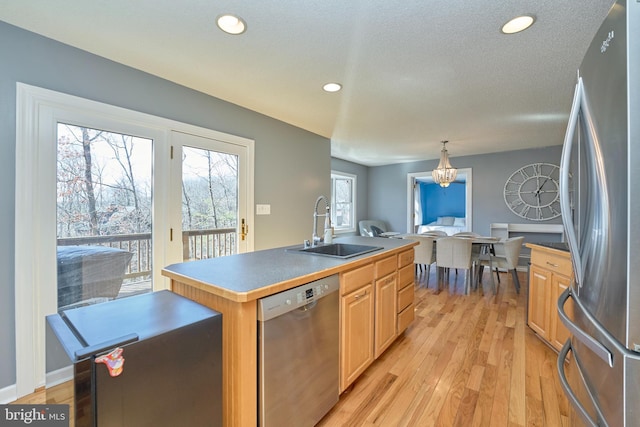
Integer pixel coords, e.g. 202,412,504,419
311,195,331,247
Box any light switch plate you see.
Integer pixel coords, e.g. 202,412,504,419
256,204,271,215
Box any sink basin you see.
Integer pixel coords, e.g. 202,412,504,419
292,243,383,259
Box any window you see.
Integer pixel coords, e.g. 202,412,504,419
15,83,254,398
331,171,356,233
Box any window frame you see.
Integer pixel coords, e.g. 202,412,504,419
14,83,254,398
330,171,357,234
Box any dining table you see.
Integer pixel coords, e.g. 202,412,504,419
398,233,500,294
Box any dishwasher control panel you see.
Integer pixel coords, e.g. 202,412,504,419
258,274,340,321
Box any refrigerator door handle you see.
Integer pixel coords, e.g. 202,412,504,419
557,340,604,427
560,78,584,286
558,287,613,367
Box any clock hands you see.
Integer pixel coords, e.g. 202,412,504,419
535,177,551,204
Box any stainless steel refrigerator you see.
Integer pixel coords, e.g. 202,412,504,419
46,290,222,427
557,0,640,425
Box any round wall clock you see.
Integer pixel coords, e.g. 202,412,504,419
503,163,561,221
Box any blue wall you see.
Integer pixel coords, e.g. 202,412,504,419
420,181,466,224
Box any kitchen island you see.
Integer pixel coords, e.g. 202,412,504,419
162,236,417,427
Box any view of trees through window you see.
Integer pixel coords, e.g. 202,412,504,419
56,124,153,308
181,146,238,261
331,173,355,231
55,124,240,309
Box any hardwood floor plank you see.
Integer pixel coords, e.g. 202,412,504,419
453,388,480,427
509,304,526,426
489,326,514,426
471,363,498,427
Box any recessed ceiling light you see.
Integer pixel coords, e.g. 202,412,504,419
501,15,535,34
323,83,342,93
217,14,247,35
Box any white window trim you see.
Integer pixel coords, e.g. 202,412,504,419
14,83,254,398
330,170,357,234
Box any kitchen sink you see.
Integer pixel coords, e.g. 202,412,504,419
292,243,383,259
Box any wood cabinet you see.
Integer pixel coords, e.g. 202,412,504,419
374,256,397,358
340,249,415,391
526,244,574,352
397,249,415,334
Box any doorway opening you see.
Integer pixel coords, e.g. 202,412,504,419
406,168,473,234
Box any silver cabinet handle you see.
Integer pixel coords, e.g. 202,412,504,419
546,261,559,267
557,340,600,427
557,287,613,367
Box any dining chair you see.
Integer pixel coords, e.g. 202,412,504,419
404,235,436,286
453,232,482,280
479,236,525,293
421,230,448,237
435,237,473,294
452,232,480,237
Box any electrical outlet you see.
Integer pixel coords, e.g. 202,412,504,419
256,204,271,215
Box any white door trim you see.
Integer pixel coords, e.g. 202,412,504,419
14,83,254,397
406,168,473,233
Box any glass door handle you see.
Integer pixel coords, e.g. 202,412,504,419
241,218,248,241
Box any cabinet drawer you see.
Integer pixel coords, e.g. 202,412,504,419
342,264,374,295
398,263,414,289
375,256,396,278
397,282,414,313
398,249,414,268
530,250,572,277
397,304,414,334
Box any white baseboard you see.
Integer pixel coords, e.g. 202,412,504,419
0,383,17,404
45,366,73,388
0,366,73,404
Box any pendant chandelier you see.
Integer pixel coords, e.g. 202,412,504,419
432,140,457,188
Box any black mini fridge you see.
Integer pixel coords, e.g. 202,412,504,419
46,290,222,427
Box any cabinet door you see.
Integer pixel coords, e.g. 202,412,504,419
374,274,397,358
528,265,550,339
549,273,573,351
340,284,374,391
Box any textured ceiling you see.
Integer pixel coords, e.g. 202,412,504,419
0,0,614,166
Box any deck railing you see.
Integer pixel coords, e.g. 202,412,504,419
57,228,237,281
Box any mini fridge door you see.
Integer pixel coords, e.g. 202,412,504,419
47,290,223,427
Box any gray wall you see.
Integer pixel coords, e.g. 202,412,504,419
368,146,565,235
0,22,329,391
330,158,369,235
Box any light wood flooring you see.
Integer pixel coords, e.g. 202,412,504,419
318,267,573,427
13,267,572,427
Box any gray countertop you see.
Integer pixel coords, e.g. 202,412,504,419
162,236,416,302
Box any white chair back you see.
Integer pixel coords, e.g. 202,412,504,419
493,236,524,269
453,232,480,238
422,230,448,237
408,235,436,266
359,220,388,237
436,237,472,270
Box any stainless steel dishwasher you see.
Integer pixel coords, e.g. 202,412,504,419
258,274,340,426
